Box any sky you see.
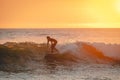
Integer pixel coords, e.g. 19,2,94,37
0,0,120,28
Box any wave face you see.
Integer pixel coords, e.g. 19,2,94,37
0,42,120,72
57,42,120,61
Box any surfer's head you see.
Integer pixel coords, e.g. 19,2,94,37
47,36,50,39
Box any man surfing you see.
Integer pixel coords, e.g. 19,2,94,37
46,36,58,53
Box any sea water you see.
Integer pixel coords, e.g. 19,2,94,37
0,28,120,80
0,28,120,44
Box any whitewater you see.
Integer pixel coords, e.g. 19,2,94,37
0,28,120,80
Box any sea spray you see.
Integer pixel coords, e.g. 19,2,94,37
0,42,120,72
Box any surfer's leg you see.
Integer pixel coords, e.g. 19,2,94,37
51,45,54,53
51,42,57,53
54,47,59,52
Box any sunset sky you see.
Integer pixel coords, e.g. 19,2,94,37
0,0,120,28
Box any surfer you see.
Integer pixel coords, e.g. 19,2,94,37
47,36,58,53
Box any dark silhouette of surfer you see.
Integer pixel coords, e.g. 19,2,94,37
47,36,58,53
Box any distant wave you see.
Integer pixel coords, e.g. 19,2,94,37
0,42,120,72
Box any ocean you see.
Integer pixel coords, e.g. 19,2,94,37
0,28,120,80
0,28,120,44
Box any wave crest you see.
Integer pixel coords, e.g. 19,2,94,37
0,42,120,72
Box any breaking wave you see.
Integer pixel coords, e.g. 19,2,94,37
0,41,120,72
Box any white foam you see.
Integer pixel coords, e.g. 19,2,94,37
57,43,80,54
57,42,120,60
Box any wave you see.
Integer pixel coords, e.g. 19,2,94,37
0,42,120,72
57,42,120,61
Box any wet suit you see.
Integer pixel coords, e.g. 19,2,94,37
47,36,57,53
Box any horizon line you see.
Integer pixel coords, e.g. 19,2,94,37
0,27,120,29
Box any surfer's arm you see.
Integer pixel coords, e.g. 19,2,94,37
47,39,49,46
